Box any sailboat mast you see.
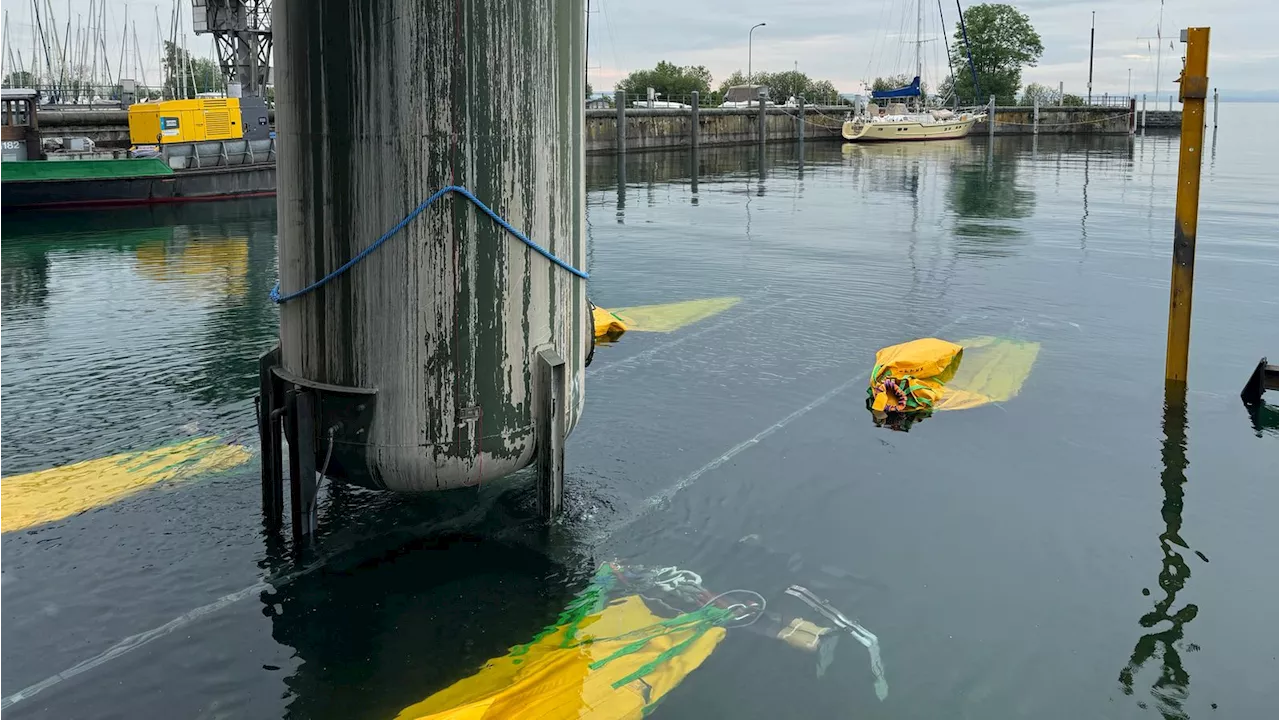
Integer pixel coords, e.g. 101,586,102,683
916,0,923,83
1154,0,1163,105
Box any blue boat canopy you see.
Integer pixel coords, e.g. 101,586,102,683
871,76,921,99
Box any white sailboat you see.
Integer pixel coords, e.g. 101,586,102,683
842,0,986,142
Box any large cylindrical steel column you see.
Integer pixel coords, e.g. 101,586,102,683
274,0,587,492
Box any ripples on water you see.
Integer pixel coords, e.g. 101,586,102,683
1,107,1276,720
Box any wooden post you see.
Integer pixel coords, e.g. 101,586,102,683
536,349,566,519
615,89,626,154
1165,27,1210,383
1129,96,1137,135
690,90,699,150
988,95,995,139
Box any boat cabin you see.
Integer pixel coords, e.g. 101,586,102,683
2,88,42,162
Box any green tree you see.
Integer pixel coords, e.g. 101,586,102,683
616,61,712,102
162,40,224,98
717,70,749,94
3,70,36,88
946,3,1043,104
1061,93,1085,106
753,70,843,103
1019,82,1055,106
585,80,593,99
807,79,840,104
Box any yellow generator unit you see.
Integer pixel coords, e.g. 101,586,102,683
129,98,244,145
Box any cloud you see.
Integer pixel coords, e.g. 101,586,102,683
5,0,1274,98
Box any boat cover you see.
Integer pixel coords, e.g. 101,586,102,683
870,76,921,99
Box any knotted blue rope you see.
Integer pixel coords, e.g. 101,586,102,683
270,185,588,304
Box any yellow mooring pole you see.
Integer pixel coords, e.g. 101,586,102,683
1165,27,1211,383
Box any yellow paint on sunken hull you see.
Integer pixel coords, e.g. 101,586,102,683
1,436,253,533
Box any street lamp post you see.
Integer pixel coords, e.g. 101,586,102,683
748,22,766,84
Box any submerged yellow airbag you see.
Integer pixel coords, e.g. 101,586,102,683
868,336,1040,415
592,296,742,342
1,436,252,533
396,595,726,720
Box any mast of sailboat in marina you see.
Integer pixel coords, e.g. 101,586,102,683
915,0,924,109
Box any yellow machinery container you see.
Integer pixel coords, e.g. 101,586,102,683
128,98,243,145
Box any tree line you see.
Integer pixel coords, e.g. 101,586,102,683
610,60,845,105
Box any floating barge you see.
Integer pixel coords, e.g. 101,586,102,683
1,88,276,211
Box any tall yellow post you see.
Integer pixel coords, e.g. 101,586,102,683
1165,27,1210,383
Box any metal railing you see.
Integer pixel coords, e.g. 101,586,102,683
156,137,277,170
591,92,855,109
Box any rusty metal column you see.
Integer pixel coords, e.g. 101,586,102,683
1165,27,1210,383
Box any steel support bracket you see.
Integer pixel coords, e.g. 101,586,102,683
536,348,566,520
1179,75,1208,101
1241,357,1279,407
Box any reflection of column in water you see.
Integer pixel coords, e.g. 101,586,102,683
615,152,627,224
1117,382,1200,719
689,149,699,205
1080,147,1090,253
756,142,766,195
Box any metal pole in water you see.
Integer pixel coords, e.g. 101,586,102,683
616,88,626,154
798,94,805,162
1212,87,1218,128
988,94,995,140
1033,98,1039,135
1087,10,1095,104
1165,27,1210,383
690,89,699,151
1142,93,1147,129
758,93,767,148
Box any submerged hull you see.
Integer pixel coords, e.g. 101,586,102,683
1,164,277,210
842,117,977,142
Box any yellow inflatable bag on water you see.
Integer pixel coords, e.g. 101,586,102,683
868,338,963,413
867,336,1041,416
396,589,727,720
592,305,629,341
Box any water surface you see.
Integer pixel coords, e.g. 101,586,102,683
2,106,1276,719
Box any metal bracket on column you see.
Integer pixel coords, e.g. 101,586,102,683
536,348,566,520
258,348,376,546
258,345,285,530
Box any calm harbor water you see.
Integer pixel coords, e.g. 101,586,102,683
3,106,1277,720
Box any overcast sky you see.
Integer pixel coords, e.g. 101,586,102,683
4,1,1276,98
588,0,1276,98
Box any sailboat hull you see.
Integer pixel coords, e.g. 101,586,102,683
842,117,978,142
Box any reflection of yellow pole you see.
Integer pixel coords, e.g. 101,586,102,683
1165,27,1210,382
